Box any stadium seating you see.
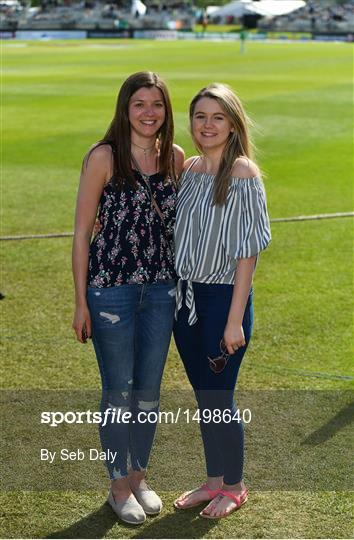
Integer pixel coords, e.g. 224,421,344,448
1,0,353,34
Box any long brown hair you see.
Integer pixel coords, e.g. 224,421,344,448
97,71,175,189
189,83,255,206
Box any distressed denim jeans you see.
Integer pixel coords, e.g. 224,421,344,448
87,280,176,480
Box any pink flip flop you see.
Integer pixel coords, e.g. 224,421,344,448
200,488,248,519
173,484,221,510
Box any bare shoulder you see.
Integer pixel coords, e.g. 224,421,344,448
183,155,200,172
84,143,113,168
232,157,260,179
82,143,113,182
173,144,185,175
80,143,113,188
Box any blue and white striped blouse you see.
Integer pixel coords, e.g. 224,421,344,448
174,169,271,325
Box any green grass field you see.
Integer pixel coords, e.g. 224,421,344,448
1,39,353,539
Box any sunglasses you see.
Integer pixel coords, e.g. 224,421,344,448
208,340,230,374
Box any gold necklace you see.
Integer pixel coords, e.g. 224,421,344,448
131,141,156,157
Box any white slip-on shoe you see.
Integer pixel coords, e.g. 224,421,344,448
133,486,163,515
107,489,146,525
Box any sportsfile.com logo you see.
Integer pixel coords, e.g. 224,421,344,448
40,407,252,427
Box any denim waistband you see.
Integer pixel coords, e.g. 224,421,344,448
87,279,176,292
175,279,253,326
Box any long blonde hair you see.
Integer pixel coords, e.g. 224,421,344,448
189,83,255,206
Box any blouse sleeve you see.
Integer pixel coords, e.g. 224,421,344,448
223,177,271,260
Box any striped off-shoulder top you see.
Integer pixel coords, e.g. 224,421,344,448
174,167,271,325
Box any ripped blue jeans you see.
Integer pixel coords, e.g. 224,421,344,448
87,280,176,480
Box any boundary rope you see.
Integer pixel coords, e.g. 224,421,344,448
1,212,353,242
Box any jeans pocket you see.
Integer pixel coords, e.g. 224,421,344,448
87,287,136,331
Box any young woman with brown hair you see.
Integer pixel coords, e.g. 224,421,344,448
72,71,184,525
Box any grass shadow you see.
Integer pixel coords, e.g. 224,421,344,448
45,502,217,539
131,507,217,539
46,502,132,539
301,400,354,446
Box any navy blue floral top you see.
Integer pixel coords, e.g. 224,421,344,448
88,171,177,287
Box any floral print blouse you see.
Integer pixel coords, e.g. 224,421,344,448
88,171,177,287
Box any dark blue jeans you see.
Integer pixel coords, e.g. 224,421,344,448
173,281,253,485
87,280,176,480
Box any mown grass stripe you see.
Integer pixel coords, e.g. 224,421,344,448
252,364,354,381
1,334,353,380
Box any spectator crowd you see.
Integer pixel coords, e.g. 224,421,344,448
1,0,353,34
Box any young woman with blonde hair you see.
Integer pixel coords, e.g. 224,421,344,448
173,83,271,518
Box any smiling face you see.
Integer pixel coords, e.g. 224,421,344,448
128,86,166,141
191,97,234,152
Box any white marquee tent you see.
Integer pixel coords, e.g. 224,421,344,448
247,1,306,17
211,1,251,18
212,0,306,19
131,0,147,17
